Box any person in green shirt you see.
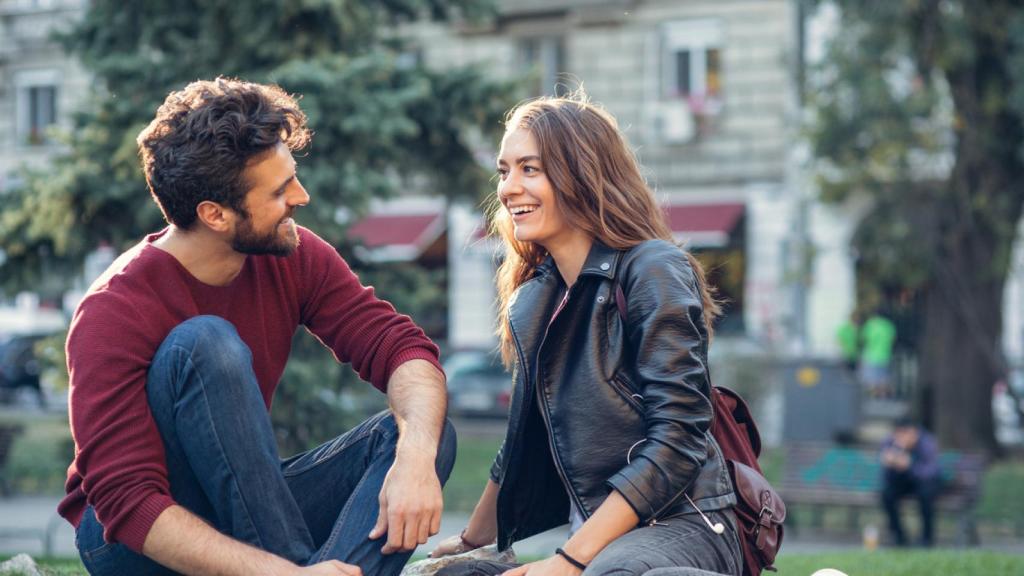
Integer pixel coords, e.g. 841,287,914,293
836,311,861,372
859,313,897,396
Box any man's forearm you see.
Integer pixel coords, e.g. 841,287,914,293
368,358,448,553
143,505,298,576
387,358,447,457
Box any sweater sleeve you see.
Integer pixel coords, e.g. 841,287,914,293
295,229,442,391
66,292,176,552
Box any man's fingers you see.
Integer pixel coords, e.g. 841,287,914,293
398,505,419,551
381,506,406,553
417,511,432,546
368,494,388,540
429,505,442,536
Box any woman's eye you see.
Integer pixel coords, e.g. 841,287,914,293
496,168,508,179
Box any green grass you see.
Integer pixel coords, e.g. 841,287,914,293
443,431,503,513
773,549,1024,575
0,411,73,495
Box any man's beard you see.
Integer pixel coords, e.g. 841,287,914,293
232,211,299,257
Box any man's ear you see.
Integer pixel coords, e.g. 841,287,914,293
195,200,236,233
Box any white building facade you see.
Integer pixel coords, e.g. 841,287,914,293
0,0,89,192
407,0,858,356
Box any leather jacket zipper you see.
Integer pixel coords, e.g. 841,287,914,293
530,283,589,520
610,375,644,413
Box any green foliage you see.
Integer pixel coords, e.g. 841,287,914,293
0,0,515,294
0,0,520,452
0,413,72,495
808,1,1024,452
808,0,1024,291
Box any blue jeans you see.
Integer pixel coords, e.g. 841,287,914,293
75,316,457,575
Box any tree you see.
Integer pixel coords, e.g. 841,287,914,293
0,0,516,450
0,0,512,292
808,0,1024,454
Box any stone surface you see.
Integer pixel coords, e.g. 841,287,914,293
401,545,517,576
0,554,43,576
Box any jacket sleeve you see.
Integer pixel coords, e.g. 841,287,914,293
605,241,713,523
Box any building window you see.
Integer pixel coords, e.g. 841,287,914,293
15,70,61,147
26,86,57,145
661,19,724,133
518,36,566,97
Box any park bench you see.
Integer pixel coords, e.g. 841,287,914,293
0,422,23,496
779,442,986,546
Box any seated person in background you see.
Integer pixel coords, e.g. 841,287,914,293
880,417,941,547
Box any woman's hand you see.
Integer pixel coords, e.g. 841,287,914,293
428,533,474,558
501,556,582,576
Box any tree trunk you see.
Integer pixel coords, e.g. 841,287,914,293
919,234,1004,455
920,4,1024,455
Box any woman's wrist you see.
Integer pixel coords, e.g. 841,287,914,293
459,528,493,550
554,547,588,571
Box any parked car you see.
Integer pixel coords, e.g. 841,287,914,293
443,349,511,419
0,333,49,407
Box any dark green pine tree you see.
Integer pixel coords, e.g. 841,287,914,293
808,0,1024,454
0,0,512,291
0,0,517,452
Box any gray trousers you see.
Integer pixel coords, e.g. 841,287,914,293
437,509,742,576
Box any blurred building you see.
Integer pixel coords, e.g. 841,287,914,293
3,0,1023,370
377,0,859,354
0,0,89,193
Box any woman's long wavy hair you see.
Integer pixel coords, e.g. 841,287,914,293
490,92,721,367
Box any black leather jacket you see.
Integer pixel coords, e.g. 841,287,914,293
490,240,735,550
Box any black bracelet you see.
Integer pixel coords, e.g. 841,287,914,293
459,528,490,550
555,547,587,571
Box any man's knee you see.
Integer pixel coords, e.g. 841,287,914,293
149,316,256,403
165,315,250,366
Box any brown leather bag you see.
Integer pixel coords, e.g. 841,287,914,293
728,458,786,574
615,282,786,575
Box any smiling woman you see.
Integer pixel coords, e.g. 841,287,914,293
430,92,740,576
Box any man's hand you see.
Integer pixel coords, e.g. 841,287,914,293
368,450,443,553
502,556,582,576
297,560,363,575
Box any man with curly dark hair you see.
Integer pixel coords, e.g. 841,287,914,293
59,78,455,576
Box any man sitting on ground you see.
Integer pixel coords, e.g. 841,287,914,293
59,78,455,576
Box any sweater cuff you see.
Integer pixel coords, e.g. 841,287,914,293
383,347,445,392
112,493,176,553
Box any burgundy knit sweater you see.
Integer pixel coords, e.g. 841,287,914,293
59,226,442,552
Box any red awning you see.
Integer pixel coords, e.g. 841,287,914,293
663,201,744,248
348,210,446,262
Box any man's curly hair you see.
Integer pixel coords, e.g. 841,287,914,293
137,78,311,229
